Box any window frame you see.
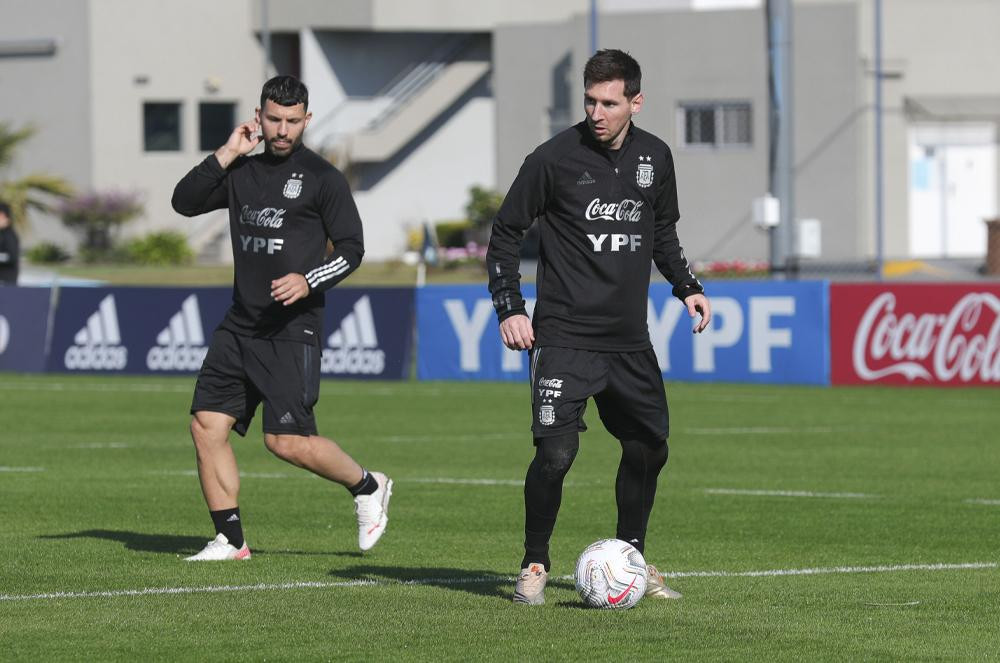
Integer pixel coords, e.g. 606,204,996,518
677,101,753,150
198,101,238,153
142,101,183,153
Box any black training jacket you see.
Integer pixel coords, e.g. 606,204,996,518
172,144,364,344
487,121,704,352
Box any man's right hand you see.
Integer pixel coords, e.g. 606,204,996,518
215,120,261,168
499,314,534,351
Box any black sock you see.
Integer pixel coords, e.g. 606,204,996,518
210,507,245,549
522,433,579,572
615,439,668,555
349,469,378,496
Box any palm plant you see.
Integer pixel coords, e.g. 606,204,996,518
0,122,75,231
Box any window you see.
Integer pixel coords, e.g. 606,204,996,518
143,102,181,151
679,102,752,148
199,102,236,151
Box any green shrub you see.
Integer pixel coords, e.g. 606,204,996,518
26,242,71,264
434,220,473,248
122,231,194,266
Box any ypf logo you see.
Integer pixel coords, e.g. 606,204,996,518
64,295,128,370
146,294,208,371
321,296,385,375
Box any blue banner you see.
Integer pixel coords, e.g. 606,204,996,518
46,286,415,379
321,288,414,380
0,287,53,372
417,284,537,381
648,280,829,384
416,281,829,384
47,287,231,374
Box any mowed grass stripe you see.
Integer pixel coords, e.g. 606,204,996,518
3,561,994,603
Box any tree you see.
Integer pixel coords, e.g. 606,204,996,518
60,191,144,259
0,123,75,231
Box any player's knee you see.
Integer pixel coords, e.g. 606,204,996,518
264,433,305,463
190,413,225,449
650,439,668,471
535,433,579,480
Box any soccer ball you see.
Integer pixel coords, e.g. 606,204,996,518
574,538,648,609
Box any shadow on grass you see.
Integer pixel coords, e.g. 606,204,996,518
39,530,208,555
38,530,346,557
327,564,575,601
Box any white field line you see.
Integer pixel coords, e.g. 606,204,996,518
0,382,192,394
682,426,839,435
69,443,131,449
964,498,1000,506
146,472,602,487
373,433,520,443
0,466,45,472
0,381,442,398
705,488,878,499
2,561,994,603
149,470,296,480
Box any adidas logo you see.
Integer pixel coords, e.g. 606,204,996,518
321,295,386,375
576,171,596,185
64,294,128,370
279,412,295,425
145,295,209,371
226,513,240,522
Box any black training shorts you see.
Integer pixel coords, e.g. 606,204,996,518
529,346,669,442
191,328,320,437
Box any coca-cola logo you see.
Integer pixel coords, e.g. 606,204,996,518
240,205,285,228
585,198,643,222
853,292,1000,383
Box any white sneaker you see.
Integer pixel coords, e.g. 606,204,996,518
354,471,392,551
513,563,548,605
645,564,682,599
184,533,251,561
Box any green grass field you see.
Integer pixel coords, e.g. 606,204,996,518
1,374,999,661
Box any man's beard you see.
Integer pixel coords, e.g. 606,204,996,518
266,135,300,157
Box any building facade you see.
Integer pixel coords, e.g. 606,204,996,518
1,0,997,264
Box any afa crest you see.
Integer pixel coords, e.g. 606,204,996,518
283,173,303,199
539,405,556,426
636,156,654,188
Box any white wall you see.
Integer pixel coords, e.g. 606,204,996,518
87,0,264,249
354,96,495,259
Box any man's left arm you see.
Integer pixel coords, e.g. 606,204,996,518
270,170,365,306
651,147,711,333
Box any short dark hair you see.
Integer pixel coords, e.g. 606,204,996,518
260,75,309,111
0,201,10,218
583,49,641,98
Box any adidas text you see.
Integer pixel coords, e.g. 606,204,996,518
64,345,128,370
321,347,385,375
146,295,208,371
65,295,128,371
323,296,385,375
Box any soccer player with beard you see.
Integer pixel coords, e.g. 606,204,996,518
172,76,392,560
486,50,712,604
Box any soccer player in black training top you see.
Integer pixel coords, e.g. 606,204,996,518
172,76,392,561
487,50,712,604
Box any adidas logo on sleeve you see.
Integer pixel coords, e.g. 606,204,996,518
64,295,128,370
321,295,386,375
146,295,209,371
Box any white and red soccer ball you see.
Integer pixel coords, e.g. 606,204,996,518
574,539,647,609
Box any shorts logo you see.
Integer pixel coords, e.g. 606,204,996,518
283,173,303,199
539,405,556,426
64,294,128,370
636,155,653,188
322,295,386,375
145,294,208,371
